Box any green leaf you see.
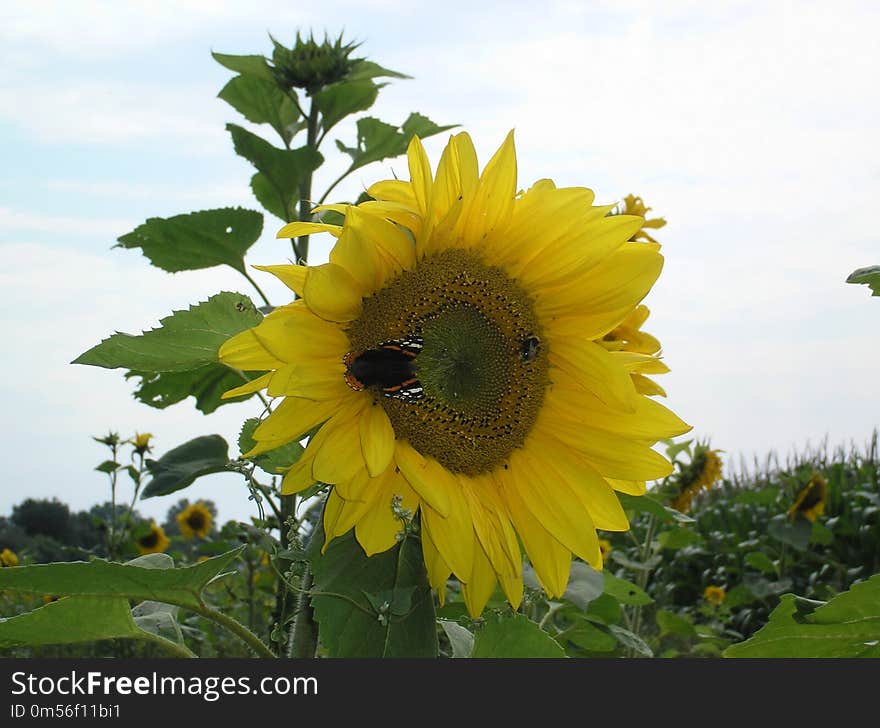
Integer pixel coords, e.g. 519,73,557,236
664,437,693,461
95,460,120,474
608,624,654,656
564,620,618,653
810,521,834,545
742,574,793,599
657,528,703,550
72,292,262,372
307,524,437,657
472,614,566,658
212,52,274,81
724,575,880,657
238,418,304,476
218,75,300,144
313,79,380,134
846,265,880,296
141,435,230,498
617,492,694,523
767,514,812,551
745,551,778,575
336,114,457,174
0,548,244,611
227,124,322,221
439,620,474,658
346,59,411,82
131,600,183,644
0,596,143,649
603,572,653,606
126,365,261,414
656,609,697,638
562,561,605,610
115,207,263,275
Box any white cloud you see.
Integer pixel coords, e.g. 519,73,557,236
0,207,134,238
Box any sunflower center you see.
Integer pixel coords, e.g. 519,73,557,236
187,513,206,531
140,531,159,548
347,249,548,475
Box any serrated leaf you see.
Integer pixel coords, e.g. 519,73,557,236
617,492,694,523
603,572,653,606
72,292,262,372
0,547,244,611
141,435,230,498
313,79,380,134
0,596,142,649
218,75,301,144
115,207,263,274
337,114,457,174
439,621,474,658
472,613,566,658
238,418,304,476
126,365,261,414
227,124,322,221
846,265,880,296
212,52,274,81
307,524,437,657
724,575,880,657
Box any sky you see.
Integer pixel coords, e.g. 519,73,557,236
1,0,878,528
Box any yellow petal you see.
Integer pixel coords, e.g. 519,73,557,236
367,179,418,207
252,264,307,296
607,479,647,496
246,396,340,456
221,371,273,400
266,360,351,401
276,221,342,239
420,524,451,590
461,130,516,245
359,401,396,477
394,441,451,517
407,135,433,219
219,327,284,372
548,339,638,413
461,541,498,617
355,473,419,556
303,263,363,323
311,399,367,484
421,487,475,583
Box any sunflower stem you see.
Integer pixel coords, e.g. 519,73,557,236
194,604,275,658
288,565,318,657
629,513,658,655
239,267,272,309
293,98,320,262
139,630,198,659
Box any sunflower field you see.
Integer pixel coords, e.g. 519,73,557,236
1,31,878,661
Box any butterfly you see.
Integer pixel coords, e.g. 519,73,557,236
343,337,424,402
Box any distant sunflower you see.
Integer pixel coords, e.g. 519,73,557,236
599,304,668,397
128,432,154,456
176,502,213,540
220,131,690,616
136,523,170,555
788,473,827,523
0,548,19,567
598,539,613,563
703,585,726,606
615,194,667,244
671,446,723,513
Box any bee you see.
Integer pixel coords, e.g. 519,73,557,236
520,334,541,363
343,337,424,402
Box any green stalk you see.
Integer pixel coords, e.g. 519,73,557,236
288,566,318,658
293,99,320,262
194,604,275,658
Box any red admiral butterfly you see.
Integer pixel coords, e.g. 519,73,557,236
343,337,424,402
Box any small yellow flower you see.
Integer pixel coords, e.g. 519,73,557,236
177,502,213,540
136,523,170,555
0,548,19,567
788,473,827,523
128,432,154,456
598,539,612,562
616,194,667,243
42,594,59,604
703,585,726,606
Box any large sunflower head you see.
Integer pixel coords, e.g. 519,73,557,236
176,502,214,540
220,131,691,616
135,523,170,555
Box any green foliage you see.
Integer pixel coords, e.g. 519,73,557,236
141,435,230,498
218,75,301,144
724,575,880,657
115,208,263,274
846,265,880,296
472,613,566,658
126,366,257,414
238,418,304,476
307,524,438,657
72,292,262,373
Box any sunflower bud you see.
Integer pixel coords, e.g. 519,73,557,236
128,432,154,456
271,31,361,95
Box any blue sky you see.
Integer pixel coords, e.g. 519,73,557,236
2,0,878,527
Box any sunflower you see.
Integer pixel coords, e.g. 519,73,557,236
176,502,213,539
598,539,612,563
0,548,19,567
599,304,668,397
127,432,154,456
670,445,723,513
788,473,827,523
615,194,667,244
220,131,690,616
703,585,726,606
135,523,170,555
